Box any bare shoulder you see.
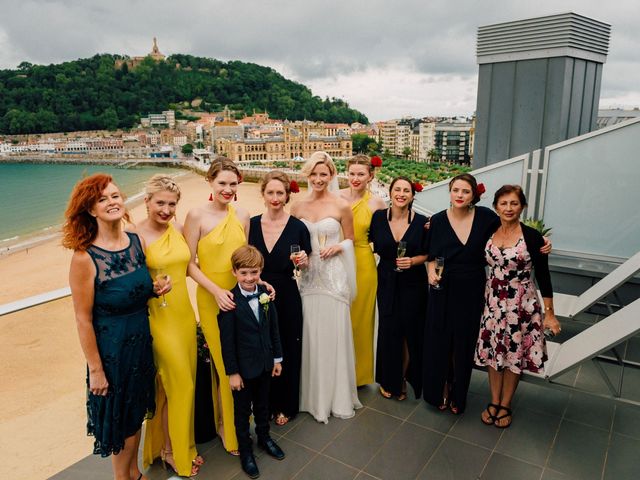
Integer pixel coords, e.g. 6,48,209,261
335,194,351,211
338,188,350,200
70,250,95,274
369,194,386,211
234,205,250,223
185,205,205,224
173,222,184,234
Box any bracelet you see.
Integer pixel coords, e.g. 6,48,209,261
545,306,554,312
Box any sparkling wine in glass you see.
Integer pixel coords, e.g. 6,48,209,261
394,241,407,272
290,244,301,280
432,256,445,290
318,232,327,249
153,268,169,307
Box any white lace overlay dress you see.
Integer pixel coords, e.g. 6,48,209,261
298,217,362,423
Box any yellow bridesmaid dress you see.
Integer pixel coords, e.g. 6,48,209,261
143,223,198,476
196,205,245,453
351,191,377,386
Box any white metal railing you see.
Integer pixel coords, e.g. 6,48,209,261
0,287,71,316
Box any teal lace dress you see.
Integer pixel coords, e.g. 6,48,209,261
86,232,156,456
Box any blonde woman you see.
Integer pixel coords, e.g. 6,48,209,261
136,175,202,477
291,151,361,423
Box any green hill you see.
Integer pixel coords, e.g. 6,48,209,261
0,54,368,134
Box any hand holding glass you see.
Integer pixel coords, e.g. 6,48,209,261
290,245,301,280
432,257,444,290
395,241,407,272
153,268,169,307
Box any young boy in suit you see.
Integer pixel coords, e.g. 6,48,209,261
218,245,285,479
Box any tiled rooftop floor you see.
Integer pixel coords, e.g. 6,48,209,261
49,368,640,480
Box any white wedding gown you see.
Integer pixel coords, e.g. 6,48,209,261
298,217,362,423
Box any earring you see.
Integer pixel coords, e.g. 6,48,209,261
234,193,238,201
468,203,475,211
209,193,213,201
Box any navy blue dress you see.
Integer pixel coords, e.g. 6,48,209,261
369,209,429,398
86,232,156,456
422,206,499,413
249,215,311,419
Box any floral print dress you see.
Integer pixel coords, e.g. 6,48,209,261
475,236,548,374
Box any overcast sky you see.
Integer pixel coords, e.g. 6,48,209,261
1,0,638,121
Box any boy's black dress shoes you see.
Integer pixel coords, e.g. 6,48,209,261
258,437,285,460
241,454,260,478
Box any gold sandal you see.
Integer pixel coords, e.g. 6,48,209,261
379,386,393,399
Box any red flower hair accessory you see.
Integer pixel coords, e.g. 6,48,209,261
290,180,300,193
370,155,383,168
413,182,423,192
476,183,486,196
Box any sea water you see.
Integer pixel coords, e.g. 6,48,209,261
0,162,186,249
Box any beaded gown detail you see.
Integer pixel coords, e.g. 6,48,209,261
85,232,156,457
298,217,361,423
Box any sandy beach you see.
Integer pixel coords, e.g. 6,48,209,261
0,172,276,479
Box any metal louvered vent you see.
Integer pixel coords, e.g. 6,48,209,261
477,12,610,64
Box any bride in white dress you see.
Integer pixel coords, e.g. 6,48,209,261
291,151,362,423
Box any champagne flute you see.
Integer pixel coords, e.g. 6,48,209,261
394,241,407,272
153,267,169,307
318,232,327,249
432,256,445,290
290,244,301,280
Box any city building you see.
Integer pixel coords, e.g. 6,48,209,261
597,108,640,129
140,110,176,129
214,121,351,161
435,119,472,164
114,38,166,70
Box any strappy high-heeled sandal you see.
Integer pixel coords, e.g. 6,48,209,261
160,448,200,477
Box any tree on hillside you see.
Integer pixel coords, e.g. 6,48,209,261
351,133,379,154
402,146,412,159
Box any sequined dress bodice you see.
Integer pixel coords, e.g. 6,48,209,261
299,217,350,304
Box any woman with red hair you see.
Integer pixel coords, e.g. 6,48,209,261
64,173,168,480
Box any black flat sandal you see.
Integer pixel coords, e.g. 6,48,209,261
494,405,513,428
481,403,500,425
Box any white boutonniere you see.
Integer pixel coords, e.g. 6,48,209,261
259,293,270,314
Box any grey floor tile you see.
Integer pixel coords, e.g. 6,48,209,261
236,438,316,480
574,361,623,397
417,437,490,480
293,454,359,480
548,419,609,480
364,422,443,479
620,367,640,402
564,392,614,431
495,407,561,466
448,393,505,449
603,433,640,480
354,473,379,479
612,404,640,440
407,401,460,434
516,382,571,417
541,468,574,479
469,368,489,395
192,443,243,479
323,408,402,469
285,413,354,452
270,412,307,436
357,384,381,407
367,393,420,420
480,453,542,480
48,469,112,480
